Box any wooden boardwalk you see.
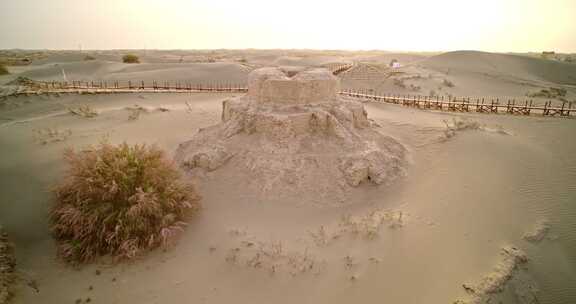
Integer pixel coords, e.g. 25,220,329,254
7,80,573,118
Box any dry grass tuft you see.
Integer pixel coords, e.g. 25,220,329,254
33,128,72,145
50,142,200,264
68,105,98,118
527,87,567,100
443,79,455,87
122,54,140,64
125,105,149,121
0,64,9,75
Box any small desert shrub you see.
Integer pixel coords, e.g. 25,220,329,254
122,54,140,64
0,225,16,304
527,87,567,99
51,142,199,264
409,84,421,92
443,79,455,88
83,55,96,61
68,105,98,118
393,78,406,88
33,128,72,145
0,64,9,75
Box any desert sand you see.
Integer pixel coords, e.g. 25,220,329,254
0,49,575,304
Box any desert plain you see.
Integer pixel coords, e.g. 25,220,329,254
0,49,575,304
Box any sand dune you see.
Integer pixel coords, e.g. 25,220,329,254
272,55,348,67
17,61,250,83
350,52,430,64
18,60,124,81
422,50,576,85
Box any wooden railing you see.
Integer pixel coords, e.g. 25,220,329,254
341,90,573,117
9,80,573,118
31,80,248,93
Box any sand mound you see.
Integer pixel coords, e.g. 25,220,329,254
175,67,408,205
0,225,16,304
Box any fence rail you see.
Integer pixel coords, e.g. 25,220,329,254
32,80,248,92
341,90,573,117
9,80,573,118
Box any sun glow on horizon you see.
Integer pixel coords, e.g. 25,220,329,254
0,0,575,52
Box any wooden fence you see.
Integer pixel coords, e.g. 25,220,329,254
11,80,574,118
323,63,354,75
34,80,248,93
341,90,573,117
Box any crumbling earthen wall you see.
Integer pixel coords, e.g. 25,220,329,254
175,67,408,205
248,68,340,104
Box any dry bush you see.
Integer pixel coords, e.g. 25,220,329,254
443,118,482,131
0,64,8,75
393,78,406,88
0,226,16,304
83,55,96,61
50,142,200,264
125,105,148,121
125,105,169,120
440,118,484,141
527,87,567,99
33,128,72,145
122,54,140,64
443,79,455,88
68,105,98,118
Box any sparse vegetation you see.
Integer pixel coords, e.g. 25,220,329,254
441,118,487,141
409,84,421,92
68,105,98,118
443,79,455,88
527,87,567,99
0,64,9,75
125,105,169,120
83,55,96,61
393,78,406,88
122,54,140,64
126,105,148,120
0,225,16,304
33,128,72,145
50,142,200,264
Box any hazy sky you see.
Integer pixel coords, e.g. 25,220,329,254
1,0,575,52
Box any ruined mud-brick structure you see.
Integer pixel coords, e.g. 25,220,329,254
175,67,408,205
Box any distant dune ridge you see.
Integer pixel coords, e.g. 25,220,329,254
15,61,250,84
422,50,576,85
